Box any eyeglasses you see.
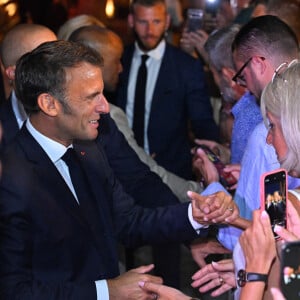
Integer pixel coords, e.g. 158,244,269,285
232,56,266,87
232,57,253,86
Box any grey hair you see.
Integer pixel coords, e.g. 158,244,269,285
57,14,105,41
261,60,300,173
205,24,240,73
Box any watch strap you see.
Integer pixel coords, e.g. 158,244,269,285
237,269,268,287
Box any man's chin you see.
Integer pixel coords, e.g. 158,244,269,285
136,36,164,52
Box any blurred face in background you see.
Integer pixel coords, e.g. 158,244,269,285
128,2,170,51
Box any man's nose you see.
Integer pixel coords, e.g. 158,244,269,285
146,22,154,34
96,95,110,114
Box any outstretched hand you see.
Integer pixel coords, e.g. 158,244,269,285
190,238,231,268
194,139,230,164
192,147,219,185
191,259,236,297
139,281,191,300
188,191,239,224
107,264,163,300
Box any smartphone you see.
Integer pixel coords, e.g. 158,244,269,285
186,9,204,32
197,144,237,188
260,169,287,238
281,241,300,299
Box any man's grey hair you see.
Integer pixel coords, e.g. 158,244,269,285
205,24,240,73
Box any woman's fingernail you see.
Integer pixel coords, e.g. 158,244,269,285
138,281,145,287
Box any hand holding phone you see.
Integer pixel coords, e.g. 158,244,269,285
260,169,287,239
281,241,300,299
197,145,237,188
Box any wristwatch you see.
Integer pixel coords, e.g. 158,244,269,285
237,269,268,287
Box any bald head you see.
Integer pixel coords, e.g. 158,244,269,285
1,24,57,68
69,25,122,59
69,26,123,92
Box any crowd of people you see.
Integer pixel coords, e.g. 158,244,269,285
0,0,300,299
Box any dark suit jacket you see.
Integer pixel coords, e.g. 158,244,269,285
0,125,204,299
116,43,219,179
0,95,19,150
0,95,181,207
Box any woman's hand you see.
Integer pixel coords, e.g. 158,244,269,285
240,210,276,273
191,259,236,297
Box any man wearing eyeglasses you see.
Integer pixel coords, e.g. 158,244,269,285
199,15,300,251
227,15,300,230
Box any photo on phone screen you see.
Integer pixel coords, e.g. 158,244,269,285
281,241,300,299
260,169,287,238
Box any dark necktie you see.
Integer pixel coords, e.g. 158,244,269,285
133,54,149,147
61,148,98,224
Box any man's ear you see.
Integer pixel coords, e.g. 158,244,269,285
252,56,267,76
5,66,16,81
128,13,134,28
37,93,58,117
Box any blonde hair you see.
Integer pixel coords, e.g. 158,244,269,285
57,15,105,40
261,61,300,173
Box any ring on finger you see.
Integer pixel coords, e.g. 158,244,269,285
227,207,234,212
219,276,224,285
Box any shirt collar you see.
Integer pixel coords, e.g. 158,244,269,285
26,118,71,163
134,39,166,61
11,90,27,128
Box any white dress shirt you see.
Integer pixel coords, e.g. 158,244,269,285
11,91,27,128
126,40,165,154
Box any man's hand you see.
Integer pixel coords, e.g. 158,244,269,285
223,164,241,190
192,147,219,185
194,139,230,164
139,281,191,300
188,191,239,224
107,264,163,300
191,259,236,297
190,238,231,268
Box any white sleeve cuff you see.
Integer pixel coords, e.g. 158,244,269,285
95,280,109,300
188,203,209,234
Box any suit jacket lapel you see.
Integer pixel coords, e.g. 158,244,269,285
74,141,114,235
151,45,175,112
18,127,91,230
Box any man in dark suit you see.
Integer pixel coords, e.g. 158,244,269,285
0,21,191,289
116,0,219,180
0,40,238,299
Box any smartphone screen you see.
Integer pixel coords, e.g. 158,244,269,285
261,169,287,238
186,9,204,32
281,241,300,299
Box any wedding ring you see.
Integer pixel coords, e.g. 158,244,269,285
153,294,159,300
219,276,224,285
227,207,234,212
